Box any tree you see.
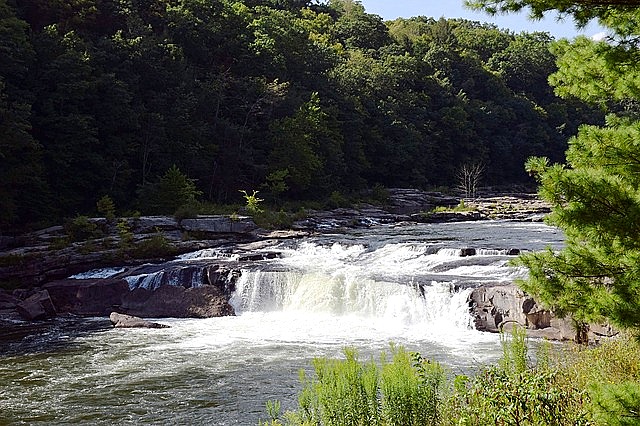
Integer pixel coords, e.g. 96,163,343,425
137,165,201,214
0,0,50,230
456,161,485,198
468,0,640,332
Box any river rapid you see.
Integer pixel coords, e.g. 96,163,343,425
0,220,564,425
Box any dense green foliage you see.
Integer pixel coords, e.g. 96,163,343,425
261,329,640,425
469,1,640,331
0,0,603,232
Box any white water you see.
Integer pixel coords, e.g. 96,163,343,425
1,220,565,425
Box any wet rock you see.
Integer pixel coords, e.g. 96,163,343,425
415,210,483,223
120,285,234,318
16,290,57,321
109,312,169,329
43,279,130,316
460,248,476,257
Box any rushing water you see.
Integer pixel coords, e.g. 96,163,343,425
0,220,563,425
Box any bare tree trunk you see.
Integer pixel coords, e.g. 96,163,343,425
456,161,485,198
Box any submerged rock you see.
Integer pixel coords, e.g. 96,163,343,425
109,312,169,329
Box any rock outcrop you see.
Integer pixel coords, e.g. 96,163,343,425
109,312,169,329
0,215,259,288
469,284,616,342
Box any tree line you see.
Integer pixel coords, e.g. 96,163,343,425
0,0,603,231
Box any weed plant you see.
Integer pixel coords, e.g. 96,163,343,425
261,328,640,426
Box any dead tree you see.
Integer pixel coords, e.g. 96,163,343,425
456,161,485,198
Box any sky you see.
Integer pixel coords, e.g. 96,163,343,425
359,1,607,40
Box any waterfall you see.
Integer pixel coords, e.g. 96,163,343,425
125,267,204,290
230,269,474,331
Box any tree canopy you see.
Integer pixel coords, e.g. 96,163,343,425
0,0,603,232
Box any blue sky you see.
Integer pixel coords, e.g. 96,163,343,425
359,1,606,40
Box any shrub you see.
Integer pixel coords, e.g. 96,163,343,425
130,232,175,259
96,195,116,221
174,202,200,221
450,327,590,426
64,215,103,242
137,165,201,215
116,219,134,250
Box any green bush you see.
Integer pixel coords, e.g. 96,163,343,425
137,165,201,215
116,219,134,249
240,189,264,214
174,202,200,221
451,327,590,426
96,195,116,221
130,233,175,259
64,215,103,242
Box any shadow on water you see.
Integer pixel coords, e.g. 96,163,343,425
0,316,112,357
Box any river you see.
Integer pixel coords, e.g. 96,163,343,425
0,220,563,425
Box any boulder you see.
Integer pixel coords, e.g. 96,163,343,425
109,312,169,329
0,289,20,310
460,248,476,257
16,290,57,321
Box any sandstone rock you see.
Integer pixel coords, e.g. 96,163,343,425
109,312,169,329
16,290,57,321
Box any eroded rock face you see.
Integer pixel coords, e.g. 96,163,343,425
120,285,234,318
109,312,169,328
469,284,615,342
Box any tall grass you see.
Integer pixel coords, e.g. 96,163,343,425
262,329,640,426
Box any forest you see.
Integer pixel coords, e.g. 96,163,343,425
0,0,604,231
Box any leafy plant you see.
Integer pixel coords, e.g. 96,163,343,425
240,190,264,214
262,345,447,426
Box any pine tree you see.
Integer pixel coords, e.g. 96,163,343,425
467,1,640,331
